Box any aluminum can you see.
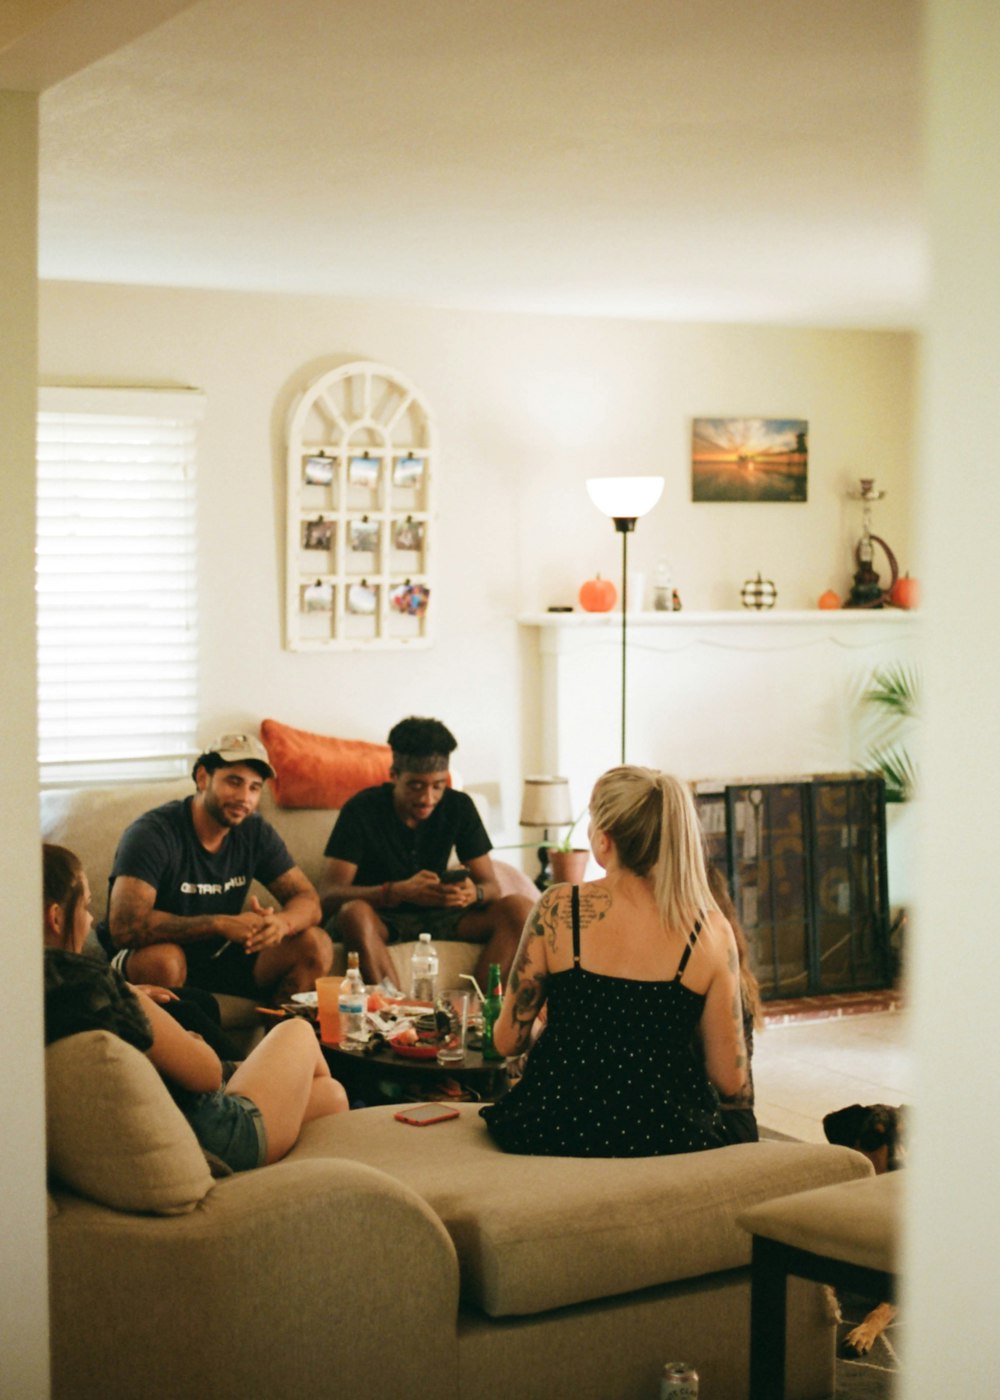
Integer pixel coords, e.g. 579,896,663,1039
660,1362,698,1399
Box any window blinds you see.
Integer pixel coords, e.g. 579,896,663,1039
36,387,205,785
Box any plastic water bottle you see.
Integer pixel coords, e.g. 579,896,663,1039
338,952,367,1042
410,932,439,1002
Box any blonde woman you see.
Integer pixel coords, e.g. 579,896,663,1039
481,768,747,1156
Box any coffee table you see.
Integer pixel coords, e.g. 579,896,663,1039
320,1037,508,1106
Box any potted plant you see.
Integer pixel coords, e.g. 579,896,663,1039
861,662,919,802
546,810,589,885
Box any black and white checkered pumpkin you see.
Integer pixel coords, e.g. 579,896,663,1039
740,572,777,610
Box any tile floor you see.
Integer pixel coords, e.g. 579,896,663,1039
753,999,910,1144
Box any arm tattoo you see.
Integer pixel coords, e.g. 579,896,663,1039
510,975,546,1053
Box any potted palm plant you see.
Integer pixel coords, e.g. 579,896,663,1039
862,662,919,802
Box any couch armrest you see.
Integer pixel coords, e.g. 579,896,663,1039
49,1156,460,1400
491,858,537,901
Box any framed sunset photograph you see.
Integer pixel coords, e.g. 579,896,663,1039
691,417,808,502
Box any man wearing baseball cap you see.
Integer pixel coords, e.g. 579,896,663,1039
96,732,332,1003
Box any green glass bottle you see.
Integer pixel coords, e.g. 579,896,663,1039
481,962,504,1061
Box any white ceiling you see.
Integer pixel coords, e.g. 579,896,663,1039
35,0,924,328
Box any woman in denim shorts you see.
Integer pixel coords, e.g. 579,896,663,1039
43,844,349,1172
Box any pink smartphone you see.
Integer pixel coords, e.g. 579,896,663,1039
394,1103,460,1127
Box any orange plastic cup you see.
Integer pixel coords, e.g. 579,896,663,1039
315,976,342,1045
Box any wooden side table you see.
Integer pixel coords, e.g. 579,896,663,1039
738,1172,900,1400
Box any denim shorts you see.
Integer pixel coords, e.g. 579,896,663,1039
180,1089,268,1172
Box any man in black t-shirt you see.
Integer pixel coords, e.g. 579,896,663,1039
320,717,531,989
99,733,333,1003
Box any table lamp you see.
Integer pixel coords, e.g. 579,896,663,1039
585,475,665,762
520,775,574,890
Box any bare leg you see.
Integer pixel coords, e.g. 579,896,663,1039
253,925,334,1005
456,894,533,989
336,900,397,985
226,1017,348,1163
119,943,188,988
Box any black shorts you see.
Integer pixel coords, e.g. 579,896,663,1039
182,940,262,999
111,938,262,999
330,905,473,945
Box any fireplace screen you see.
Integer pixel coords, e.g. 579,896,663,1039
695,775,890,1000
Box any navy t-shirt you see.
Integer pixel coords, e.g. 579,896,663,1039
324,784,491,909
96,796,295,958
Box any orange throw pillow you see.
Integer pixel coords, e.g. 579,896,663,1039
260,719,392,810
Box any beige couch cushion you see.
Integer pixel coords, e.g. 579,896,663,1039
737,1170,900,1274
290,1103,873,1316
46,1030,213,1215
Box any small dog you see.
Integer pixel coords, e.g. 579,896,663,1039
821,1102,905,1356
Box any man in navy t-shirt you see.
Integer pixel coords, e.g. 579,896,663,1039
320,716,532,989
98,733,332,1003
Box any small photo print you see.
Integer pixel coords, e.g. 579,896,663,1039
302,580,333,613
347,582,377,615
303,518,334,551
691,418,808,503
393,455,425,488
348,454,380,489
393,518,424,551
390,582,430,617
304,454,334,486
349,519,379,553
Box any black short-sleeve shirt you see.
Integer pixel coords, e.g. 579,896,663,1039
95,796,295,958
324,784,491,908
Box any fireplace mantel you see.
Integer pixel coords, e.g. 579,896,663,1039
518,609,920,807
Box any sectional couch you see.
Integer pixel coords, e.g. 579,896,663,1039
40,762,874,1398
46,1026,872,1400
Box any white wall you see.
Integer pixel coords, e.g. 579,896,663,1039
905,2,1000,1394
39,282,916,842
0,89,50,1400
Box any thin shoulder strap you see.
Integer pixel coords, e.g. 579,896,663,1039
674,916,703,982
571,884,581,967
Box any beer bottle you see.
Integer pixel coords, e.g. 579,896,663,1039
481,962,504,1061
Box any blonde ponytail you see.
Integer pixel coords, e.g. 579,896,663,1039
589,767,715,932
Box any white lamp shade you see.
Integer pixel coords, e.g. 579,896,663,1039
520,775,575,828
586,475,664,520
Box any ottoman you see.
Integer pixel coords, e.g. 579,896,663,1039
738,1172,901,1399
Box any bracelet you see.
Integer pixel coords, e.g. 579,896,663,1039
475,883,486,907
381,882,392,907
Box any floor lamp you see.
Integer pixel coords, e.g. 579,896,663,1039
586,475,665,764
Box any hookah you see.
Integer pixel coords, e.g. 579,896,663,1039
846,478,899,608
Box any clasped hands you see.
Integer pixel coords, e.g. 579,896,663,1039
215,895,290,953
395,869,476,909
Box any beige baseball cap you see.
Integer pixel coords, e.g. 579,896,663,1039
196,732,275,779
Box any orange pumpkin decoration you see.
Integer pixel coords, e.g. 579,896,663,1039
890,573,920,610
818,589,842,610
579,574,617,613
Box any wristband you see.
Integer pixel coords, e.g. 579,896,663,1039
381,882,393,907
475,883,486,907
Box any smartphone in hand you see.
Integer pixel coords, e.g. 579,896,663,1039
439,867,471,885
